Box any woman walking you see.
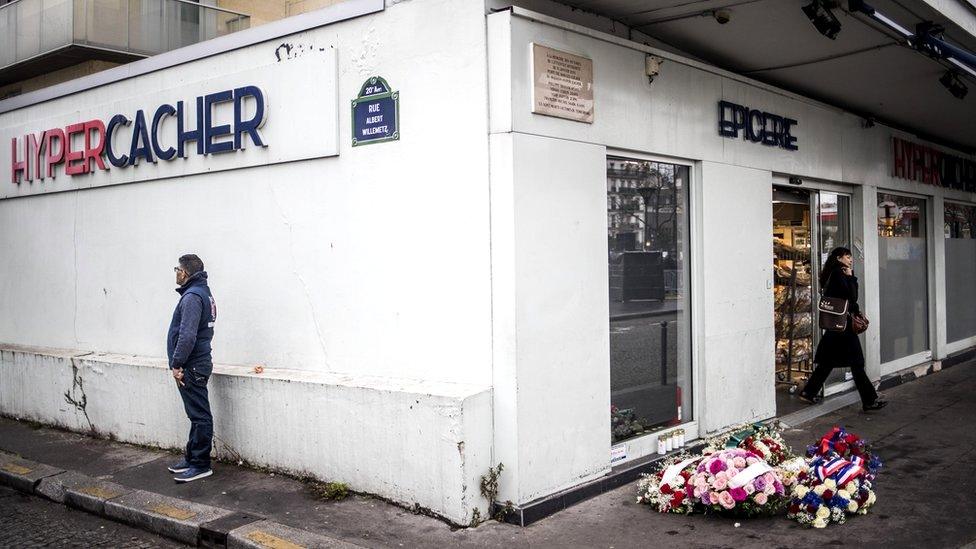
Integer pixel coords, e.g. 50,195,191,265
799,247,887,411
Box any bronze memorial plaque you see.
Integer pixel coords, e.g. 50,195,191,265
531,44,594,123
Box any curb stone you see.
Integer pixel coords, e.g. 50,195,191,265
35,471,82,503
0,450,65,493
0,449,363,549
200,511,267,548
228,520,365,549
35,470,134,515
104,488,235,545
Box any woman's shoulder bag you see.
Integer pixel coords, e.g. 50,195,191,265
851,312,869,334
818,271,848,332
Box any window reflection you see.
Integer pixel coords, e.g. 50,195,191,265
878,194,924,238
945,202,976,343
607,157,691,443
877,193,929,363
945,202,976,239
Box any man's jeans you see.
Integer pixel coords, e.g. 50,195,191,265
178,366,213,469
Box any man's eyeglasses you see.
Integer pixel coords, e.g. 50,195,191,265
174,267,184,273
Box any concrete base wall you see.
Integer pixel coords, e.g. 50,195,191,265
0,344,492,525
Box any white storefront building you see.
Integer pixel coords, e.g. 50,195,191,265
2,0,975,526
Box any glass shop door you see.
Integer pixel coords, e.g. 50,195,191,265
773,187,815,400
813,191,854,394
773,187,853,412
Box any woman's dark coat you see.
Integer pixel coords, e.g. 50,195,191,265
813,268,865,367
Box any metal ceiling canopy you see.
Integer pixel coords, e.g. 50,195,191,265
552,0,976,153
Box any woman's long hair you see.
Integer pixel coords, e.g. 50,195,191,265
819,246,852,287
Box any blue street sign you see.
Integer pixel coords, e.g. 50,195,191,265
352,77,399,146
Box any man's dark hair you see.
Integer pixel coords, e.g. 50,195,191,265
179,254,205,276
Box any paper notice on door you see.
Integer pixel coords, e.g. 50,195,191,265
611,443,628,464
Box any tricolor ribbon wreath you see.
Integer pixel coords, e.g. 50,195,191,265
812,454,865,485
818,426,844,455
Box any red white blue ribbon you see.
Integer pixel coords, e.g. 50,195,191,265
814,455,865,485
818,427,842,454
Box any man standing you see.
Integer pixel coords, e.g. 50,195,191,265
167,254,217,482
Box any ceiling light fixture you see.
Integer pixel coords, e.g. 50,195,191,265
940,70,968,99
914,21,948,59
849,1,976,79
802,0,842,40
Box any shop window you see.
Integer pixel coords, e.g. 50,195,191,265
607,157,691,443
877,193,929,363
944,202,976,343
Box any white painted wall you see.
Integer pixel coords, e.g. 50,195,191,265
489,132,611,505
0,344,492,524
855,184,883,383
0,0,494,386
698,162,776,431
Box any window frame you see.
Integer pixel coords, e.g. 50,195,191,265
605,149,700,466
877,189,935,375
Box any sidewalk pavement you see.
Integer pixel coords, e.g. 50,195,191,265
2,361,976,548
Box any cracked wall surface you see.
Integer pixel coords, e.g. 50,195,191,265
64,353,95,433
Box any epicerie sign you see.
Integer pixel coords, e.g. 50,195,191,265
9,86,267,184
0,49,339,199
717,100,798,151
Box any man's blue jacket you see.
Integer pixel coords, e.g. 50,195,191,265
167,271,216,373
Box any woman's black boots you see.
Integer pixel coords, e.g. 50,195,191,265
863,399,888,411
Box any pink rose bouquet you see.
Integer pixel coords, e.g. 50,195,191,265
686,448,787,517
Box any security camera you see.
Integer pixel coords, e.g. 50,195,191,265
645,55,663,83
713,10,731,24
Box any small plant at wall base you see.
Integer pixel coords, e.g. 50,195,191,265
494,500,514,522
469,507,482,527
304,479,349,501
478,463,513,523
480,463,503,502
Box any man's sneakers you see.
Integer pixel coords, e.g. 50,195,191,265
167,460,192,474
173,466,213,483
167,460,213,482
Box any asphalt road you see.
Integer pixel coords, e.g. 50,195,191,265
611,316,684,429
610,316,682,392
0,485,186,548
